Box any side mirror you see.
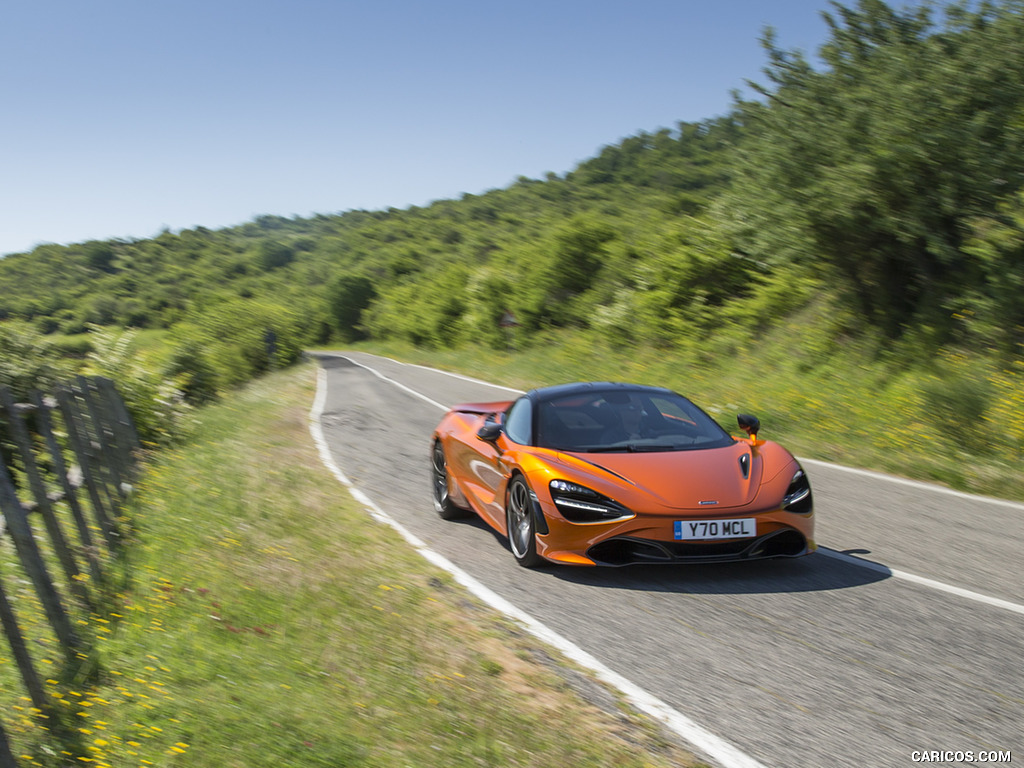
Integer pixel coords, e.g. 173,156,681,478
737,414,760,438
477,422,503,442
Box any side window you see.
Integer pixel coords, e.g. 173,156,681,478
503,397,533,445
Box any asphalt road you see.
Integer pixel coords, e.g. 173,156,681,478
314,351,1023,768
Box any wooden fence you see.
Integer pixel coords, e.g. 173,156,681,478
0,376,140,767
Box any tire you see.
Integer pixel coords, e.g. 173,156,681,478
505,476,544,568
431,441,466,520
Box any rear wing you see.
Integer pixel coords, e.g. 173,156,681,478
449,400,513,416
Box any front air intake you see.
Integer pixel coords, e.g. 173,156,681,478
587,529,809,566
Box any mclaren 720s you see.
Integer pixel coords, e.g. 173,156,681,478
430,381,815,568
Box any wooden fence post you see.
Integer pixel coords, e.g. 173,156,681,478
89,380,130,497
74,377,124,505
54,389,119,551
0,458,81,663
76,381,121,523
30,392,105,587
0,387,92,610
96,376,141,454
0,561,48,711
0,715,19,768
94,378,139,497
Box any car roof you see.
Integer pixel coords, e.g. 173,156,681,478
527,381,675,402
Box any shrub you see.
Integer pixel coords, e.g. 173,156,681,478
921,366,995,455
169,298,305,390
84,325,194,446
164,342,219,404
0,321,74,401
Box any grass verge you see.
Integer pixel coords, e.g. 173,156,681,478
1,361,702,768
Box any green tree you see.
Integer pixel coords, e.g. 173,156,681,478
964,189,1024,350
257,240,295,271
728,0,1024,338
327,274,377,342
530,219,617,327
84,241,117,273
365,266,469,348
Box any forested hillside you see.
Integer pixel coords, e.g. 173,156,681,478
0,115,738,384
2,0,1023,491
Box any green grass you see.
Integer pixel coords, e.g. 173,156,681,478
336,317,1024,502
1,362,701,768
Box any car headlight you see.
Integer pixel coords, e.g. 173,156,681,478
782,469,813,514
549,479,633,523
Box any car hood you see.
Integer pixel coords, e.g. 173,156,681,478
558,441,766,510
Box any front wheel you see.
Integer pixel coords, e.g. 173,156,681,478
505,476,544,568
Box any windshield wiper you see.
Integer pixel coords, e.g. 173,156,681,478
573,443,687,453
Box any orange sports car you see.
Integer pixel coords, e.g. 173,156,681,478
430,382,815,567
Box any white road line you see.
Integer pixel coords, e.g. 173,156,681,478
340,355,449,412
799,457,1024,511
309,364,767,768
324,352,1024,618
818,548,1024,616
378,354,525,395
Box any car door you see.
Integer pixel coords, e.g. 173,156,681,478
471,421,511,530
446,411,507,529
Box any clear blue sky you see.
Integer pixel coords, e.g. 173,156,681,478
0,0,835,257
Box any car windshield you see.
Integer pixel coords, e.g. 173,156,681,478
534,388,733,453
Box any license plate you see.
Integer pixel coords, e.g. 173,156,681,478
674,518,757,540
